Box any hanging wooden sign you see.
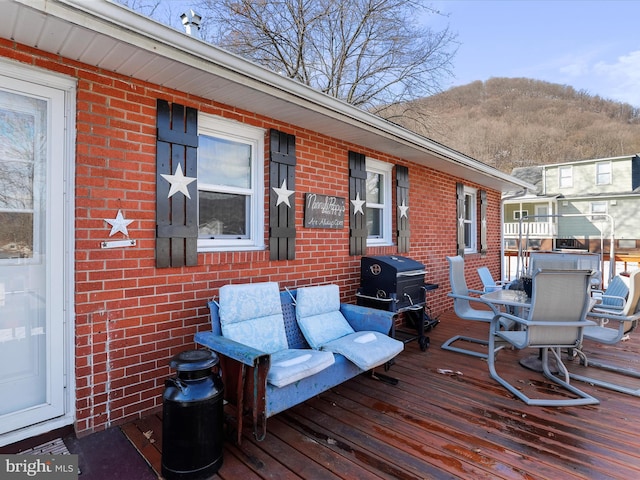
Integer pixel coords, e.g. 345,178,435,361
304,193,345,229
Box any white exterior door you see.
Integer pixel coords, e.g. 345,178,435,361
0,65,73,441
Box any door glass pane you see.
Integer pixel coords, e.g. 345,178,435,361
0,89,47,417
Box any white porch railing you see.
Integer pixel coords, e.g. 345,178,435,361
503,222,556,238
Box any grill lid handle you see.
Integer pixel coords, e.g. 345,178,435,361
397,270,428,277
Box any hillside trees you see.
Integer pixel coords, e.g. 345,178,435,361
396,78,640,172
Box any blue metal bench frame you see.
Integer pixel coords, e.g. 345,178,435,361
194,289,396,443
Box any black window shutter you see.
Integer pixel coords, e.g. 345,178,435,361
396,165,410,253
456,182,465,257
480,189,488,255
632,154,640,190
156,99,199,268
269,129,296,261
349,151,367,256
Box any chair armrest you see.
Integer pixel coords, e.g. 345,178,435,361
492,312,597,329
340,303,395,334
491,311,528,330
448,292,500,315
587,311,640,324
195,331,269,367
599,294,627,308
592,304,625,314
524,319,597,328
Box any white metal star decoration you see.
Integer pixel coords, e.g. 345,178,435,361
272,179,295,207
105,210,134,237
351,191,365,215
398,199,409,218
161,163,196,199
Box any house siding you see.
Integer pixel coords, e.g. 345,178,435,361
0,38,503,435
544,158,634,196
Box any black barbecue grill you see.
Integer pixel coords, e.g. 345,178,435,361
356,255,438,350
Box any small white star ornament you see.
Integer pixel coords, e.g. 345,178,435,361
161,163,197,199
272,179,295,207
398,199,409,218
351,192,365,215
105,210,134,237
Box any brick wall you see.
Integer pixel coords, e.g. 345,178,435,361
1,39,503,435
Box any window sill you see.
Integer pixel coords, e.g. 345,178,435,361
198,244,266,253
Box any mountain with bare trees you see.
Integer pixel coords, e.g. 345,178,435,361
394,77,640,174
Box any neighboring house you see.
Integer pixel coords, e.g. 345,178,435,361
0,0,530,446
503,154,640,256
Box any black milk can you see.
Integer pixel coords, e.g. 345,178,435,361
161,349,224,480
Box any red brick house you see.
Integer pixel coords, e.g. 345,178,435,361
0,0,530,446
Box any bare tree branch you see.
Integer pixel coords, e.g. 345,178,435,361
196,0,457,114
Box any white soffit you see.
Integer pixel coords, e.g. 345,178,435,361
3,0,532,192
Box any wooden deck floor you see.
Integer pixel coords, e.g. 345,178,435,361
123,309,640,479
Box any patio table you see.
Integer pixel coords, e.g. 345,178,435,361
481,289,529,310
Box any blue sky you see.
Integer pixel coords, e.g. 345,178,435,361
430,1,640,107
133,0,640,107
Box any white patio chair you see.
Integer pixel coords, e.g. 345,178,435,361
477,266,511,292
569,270,640,396
488,269,599,406
442,256,504,359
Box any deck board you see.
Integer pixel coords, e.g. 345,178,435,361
122,309,640,479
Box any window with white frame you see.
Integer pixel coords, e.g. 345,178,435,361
365,158,393,245
590,201,608,220
197,115,265,251
559,166,572,188
513,210,528,221
596,161,611,185
463,186,477,253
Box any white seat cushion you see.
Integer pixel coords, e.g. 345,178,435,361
219,282,288,354
320,331,404,371
267,349,335,387
295,284,404,370
295,285,354,349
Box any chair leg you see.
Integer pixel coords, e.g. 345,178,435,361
487,335,599,406
442,316,515,359
541,348,599,405
487,332,532,403
568,349,640,397
441,335,489,359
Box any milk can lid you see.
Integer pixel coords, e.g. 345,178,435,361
169,349,218,371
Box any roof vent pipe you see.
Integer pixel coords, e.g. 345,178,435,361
181,10,202,38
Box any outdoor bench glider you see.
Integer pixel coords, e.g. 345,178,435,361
194,282,404,443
